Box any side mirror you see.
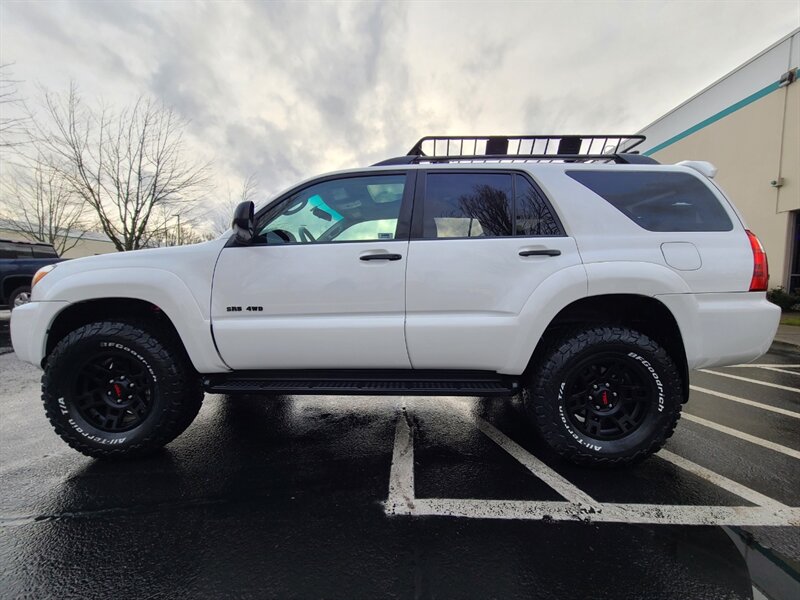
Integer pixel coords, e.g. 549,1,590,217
232,201,255,244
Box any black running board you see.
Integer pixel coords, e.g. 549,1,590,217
202,369,520,396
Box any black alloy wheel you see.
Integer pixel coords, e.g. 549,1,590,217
561,353,652,441
71,349,156,433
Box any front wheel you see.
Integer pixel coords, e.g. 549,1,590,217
9,285,31,310
42,321,203,458
524,326,683,467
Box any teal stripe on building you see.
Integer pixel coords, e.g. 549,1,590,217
644,68,799,156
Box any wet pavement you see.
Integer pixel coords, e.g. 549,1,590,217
0,311,798,599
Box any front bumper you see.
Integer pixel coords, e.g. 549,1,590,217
10,301,70,368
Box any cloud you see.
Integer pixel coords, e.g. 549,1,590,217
1,0,798,209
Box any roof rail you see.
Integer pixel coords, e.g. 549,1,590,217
373,135,657,166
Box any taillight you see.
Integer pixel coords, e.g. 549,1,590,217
746,230,769,291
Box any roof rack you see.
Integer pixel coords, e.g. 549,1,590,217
373,135,657,166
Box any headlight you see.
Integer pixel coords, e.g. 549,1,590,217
32,264,57,289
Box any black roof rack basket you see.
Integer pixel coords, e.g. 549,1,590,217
374,135,656,166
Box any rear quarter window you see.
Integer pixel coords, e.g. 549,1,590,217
567,171,733,232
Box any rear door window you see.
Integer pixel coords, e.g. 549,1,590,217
421,172,563,239
423,173,513,238
567,171,733,232
515,175,563,236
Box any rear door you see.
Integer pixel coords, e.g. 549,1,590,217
405,170,582,371
211,172,414,370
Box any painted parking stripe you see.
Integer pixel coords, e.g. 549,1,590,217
656,449,788,509
758,366,800,376
729,364,800,368
386,412,415,514
406,499,800,526
690,385,800,419
384,415,800,526
682,413,800,459
475,417,598,507
700,369,800,393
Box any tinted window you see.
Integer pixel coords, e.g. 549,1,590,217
515,175,562,236
567,171,733,232
32,246,58,258
0,242,32,258
256,175,405,244
423,173,513,238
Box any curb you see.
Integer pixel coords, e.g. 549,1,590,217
770,340,800,352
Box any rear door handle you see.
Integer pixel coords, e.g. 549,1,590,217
519,249,561,257
360,253,403,261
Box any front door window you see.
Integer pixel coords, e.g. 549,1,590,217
256,175,406,244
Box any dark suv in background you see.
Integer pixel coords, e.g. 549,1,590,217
0,239,61,310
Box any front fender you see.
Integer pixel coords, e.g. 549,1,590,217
44,267,228,373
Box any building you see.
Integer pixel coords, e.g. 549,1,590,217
635,28,799,291
0,220,116,258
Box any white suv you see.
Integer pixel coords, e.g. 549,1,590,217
11,135,780,466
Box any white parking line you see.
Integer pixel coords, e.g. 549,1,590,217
475,418,598,507
656,449,788,509
700,369,800,393
729,364,800,368
384,414,800,526
407,499,800,526
689,385,800,419
682,413,800,459
386,412,415,514
759,366,800,376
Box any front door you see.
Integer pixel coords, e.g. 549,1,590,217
211,172,413,370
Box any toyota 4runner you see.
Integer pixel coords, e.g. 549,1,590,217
10,135,780,466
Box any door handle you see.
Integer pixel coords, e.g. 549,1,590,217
519,249,561,257
360,253,403,261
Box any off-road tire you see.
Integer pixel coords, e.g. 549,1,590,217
42,321,203,458
524,326,683,467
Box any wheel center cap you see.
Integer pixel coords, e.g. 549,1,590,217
592,385,615,410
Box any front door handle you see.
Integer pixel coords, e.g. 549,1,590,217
360,253,403,261
519,249,561,257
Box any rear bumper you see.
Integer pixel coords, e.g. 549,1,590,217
657,292,780,370
10,301,69,368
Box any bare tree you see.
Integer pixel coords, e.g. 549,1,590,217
209,173,259,235
0,156,87,255
37,85,210,251
0,64,29,148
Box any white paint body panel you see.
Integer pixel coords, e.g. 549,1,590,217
211,241,411,369
12,239,229,372
405,237,583,372
10,161,780,376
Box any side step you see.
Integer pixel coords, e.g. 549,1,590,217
202,370,521,397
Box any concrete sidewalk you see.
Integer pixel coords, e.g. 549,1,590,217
773,323,800,349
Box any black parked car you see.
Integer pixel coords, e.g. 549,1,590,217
0,239,62,310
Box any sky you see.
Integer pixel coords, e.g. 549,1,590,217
1,0,799,206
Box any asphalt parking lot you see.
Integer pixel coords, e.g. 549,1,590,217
0,311,798,599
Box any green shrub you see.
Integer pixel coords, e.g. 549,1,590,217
767,287,800,310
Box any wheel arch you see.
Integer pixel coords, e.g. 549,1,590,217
45,298,181,363
524,294,690,401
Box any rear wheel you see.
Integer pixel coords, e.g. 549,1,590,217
524,326,683,467
42,321,203,458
